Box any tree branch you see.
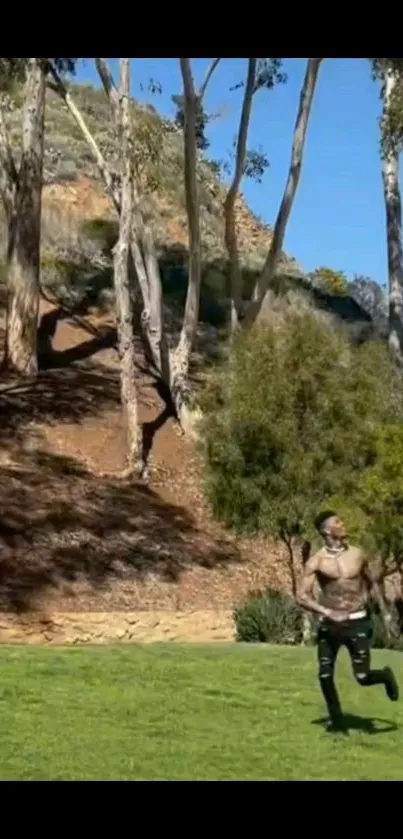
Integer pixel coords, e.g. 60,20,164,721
224,59,257,331
199,58,221,103
95,58,121,125
170,58,202,418
177,59,201,351
244,58,323,326
47,61,153,314
47,61,121,211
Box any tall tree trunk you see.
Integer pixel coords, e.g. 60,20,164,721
382,68,403,365
5,58,45,376
50,61,170,390
244,58,322,327
224,59,256,337
91,59,170,384
50,59,201,429
114,58,144,478
136,210,171,388
170,59,201,424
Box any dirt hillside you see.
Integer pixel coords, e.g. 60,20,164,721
0,296,292,642
0,79,300,643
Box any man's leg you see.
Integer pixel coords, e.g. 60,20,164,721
345,620,399,701
317,623,343,726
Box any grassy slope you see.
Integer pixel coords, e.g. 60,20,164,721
0,644,402,780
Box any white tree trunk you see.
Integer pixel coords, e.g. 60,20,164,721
92,59,170,384
6,58,45,376
170,59,201,424
244,58,323,327
113,58,144,477
382,68,403,365
50,59,202,431
224,59,256,337
51,61,170,388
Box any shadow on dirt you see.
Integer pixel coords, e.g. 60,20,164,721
37,304,117,368
0,360,121,450
0,445,241,613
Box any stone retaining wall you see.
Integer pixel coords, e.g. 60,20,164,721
0,610,235,645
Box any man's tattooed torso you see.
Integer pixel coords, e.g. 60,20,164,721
313,545,369,613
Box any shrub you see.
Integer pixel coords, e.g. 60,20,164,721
234,587,403,649
354,424,403,563
234,588,302,644
309,266,348,295
201,310,403,550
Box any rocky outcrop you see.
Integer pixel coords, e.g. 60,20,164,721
0,610,234,645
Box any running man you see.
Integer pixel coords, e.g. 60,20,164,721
298,510,399,731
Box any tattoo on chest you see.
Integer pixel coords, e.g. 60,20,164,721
318,576,366,611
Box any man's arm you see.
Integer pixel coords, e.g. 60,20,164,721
362,558,394,635
297,554,332,619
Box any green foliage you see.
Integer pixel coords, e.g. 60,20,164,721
0,58,76,94
254,58,287,91
49,59,77,76
231,58,287,94
80,218,118,254
0,59,26,92
131,108,164,192
310,266,348,295
172,93,210,151
354,424,403,564
234,586,403,649
201,310,403,544
234,588,302,643
371,59,403,154
243,148,269,183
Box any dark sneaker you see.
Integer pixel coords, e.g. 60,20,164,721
384,667,399,702
326,714,349,735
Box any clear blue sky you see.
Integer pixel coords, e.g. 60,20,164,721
76,59,393,288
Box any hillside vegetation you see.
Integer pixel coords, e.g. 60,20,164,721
0,80,387,346
0,67,400,640
0,82,300,317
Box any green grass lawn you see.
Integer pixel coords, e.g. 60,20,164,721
0,642,402,780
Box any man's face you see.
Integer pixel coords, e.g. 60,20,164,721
325,515,347,540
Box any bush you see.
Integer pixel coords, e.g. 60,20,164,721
354,424,403,563
234,588,403,649
234,588,302,644
310,266,348,295
201,310,403,548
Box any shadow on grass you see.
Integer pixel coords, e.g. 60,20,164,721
311,714,398,735
0,445,241,614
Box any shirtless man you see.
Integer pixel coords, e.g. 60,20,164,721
298,510,399,731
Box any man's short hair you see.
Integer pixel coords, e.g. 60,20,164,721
314,510,337,534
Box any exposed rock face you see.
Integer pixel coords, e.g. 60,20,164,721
0,611,234,645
